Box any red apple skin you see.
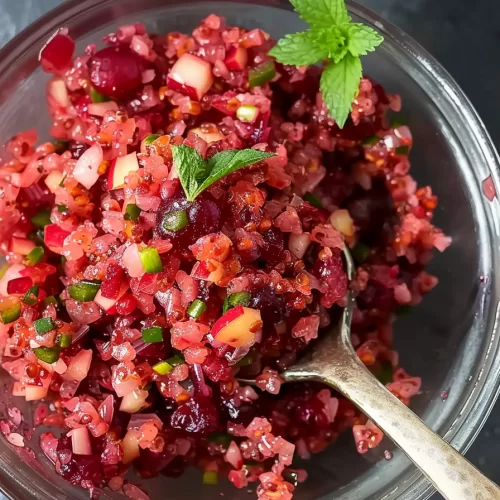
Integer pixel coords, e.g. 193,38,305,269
224,46,248,71
107,152,139,190
44,224,71,254
167,54,214,101
190,261,210,280
212,306,245,337
166,76,199,101
9,237,36,255
212,306,262,348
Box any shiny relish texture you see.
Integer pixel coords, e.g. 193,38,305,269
0,14,450,500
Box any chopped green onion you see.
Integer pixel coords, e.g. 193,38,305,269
236,352,256,367
54,140,68,154
57,204,69,213
143,382,153,391
90,87,110,103
236,105,258,122
187,299,207,320
59,333,72,348
391,117,407,128
44,296,58,306
142,326,163,343
30,209,51,229
167,354,185,367
61,256,67,267
28,230,44,246
163,209,189,232
0,302,21,324
352,243,370,263
59,175,67,188
152,360,174,375
395,146,409,156
303,192,323,209
283,471,299,487
33,347,59,364
249,60,276,88
377,361,393,385
223,292,252,313
124,203,141,221
395,304,412,317
68,280,101,302
23,285,39,306
34,317,55,335
202,471,218,486
206,431,232,448
362,135,381,147
139,247,163,274
145,134,161,145
26,246,44,265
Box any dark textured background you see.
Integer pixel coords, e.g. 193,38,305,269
0,1,499,498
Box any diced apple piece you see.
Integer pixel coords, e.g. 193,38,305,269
44,224,71,254
119,388,149,414
224,46,248,71
25,384,49,401
189,126,224,144
167,54,214,101
122,430,141,464
44,171,64,193
73,143,104,190
47,78,70,108
212,306,262,347
190,260,224,283
94,282,128,312
9,237,36,256
107,152,140,190
66,349,93,381
69,427,92,455
0,264,25,297
87,101,119,117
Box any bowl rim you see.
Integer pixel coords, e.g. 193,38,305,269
0,1,499,499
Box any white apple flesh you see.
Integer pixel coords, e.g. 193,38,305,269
212,305,262,347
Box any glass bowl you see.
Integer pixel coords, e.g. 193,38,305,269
0,1,499,499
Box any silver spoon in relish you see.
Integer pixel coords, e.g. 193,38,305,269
239,247,500,500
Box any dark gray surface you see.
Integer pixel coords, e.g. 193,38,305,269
0,0,498,498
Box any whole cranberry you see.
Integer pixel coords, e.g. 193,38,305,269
89,46,146,99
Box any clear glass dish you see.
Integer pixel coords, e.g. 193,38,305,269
0,1,499,499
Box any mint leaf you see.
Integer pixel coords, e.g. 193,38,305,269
290,0,351,28
320,54,362,128
269,31,330,67
172,146,275,202
346,24,384,57
194,149,275,198
171,145,210,201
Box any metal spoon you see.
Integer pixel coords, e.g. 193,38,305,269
240,248,500,499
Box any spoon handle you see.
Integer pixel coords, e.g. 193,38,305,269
319,352,500,500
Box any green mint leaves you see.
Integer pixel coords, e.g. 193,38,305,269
171,145,275,202
269,0,383,128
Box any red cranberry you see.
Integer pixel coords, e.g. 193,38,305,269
89,46,146,99
136,447,175,477
156,190,222,248
250,285,286,324
294,396,330,430
310,255,348,308
259,227,285,266
68,141,90,160
170,396,219,435
358,281,395,311
40,33,75,73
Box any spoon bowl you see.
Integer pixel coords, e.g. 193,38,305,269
240,247,500,500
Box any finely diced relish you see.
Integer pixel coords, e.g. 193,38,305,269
0,14,450,500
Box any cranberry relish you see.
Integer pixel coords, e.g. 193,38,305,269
0,14,449,500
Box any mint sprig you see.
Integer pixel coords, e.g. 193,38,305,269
269,0,383,128
171,145,275,202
